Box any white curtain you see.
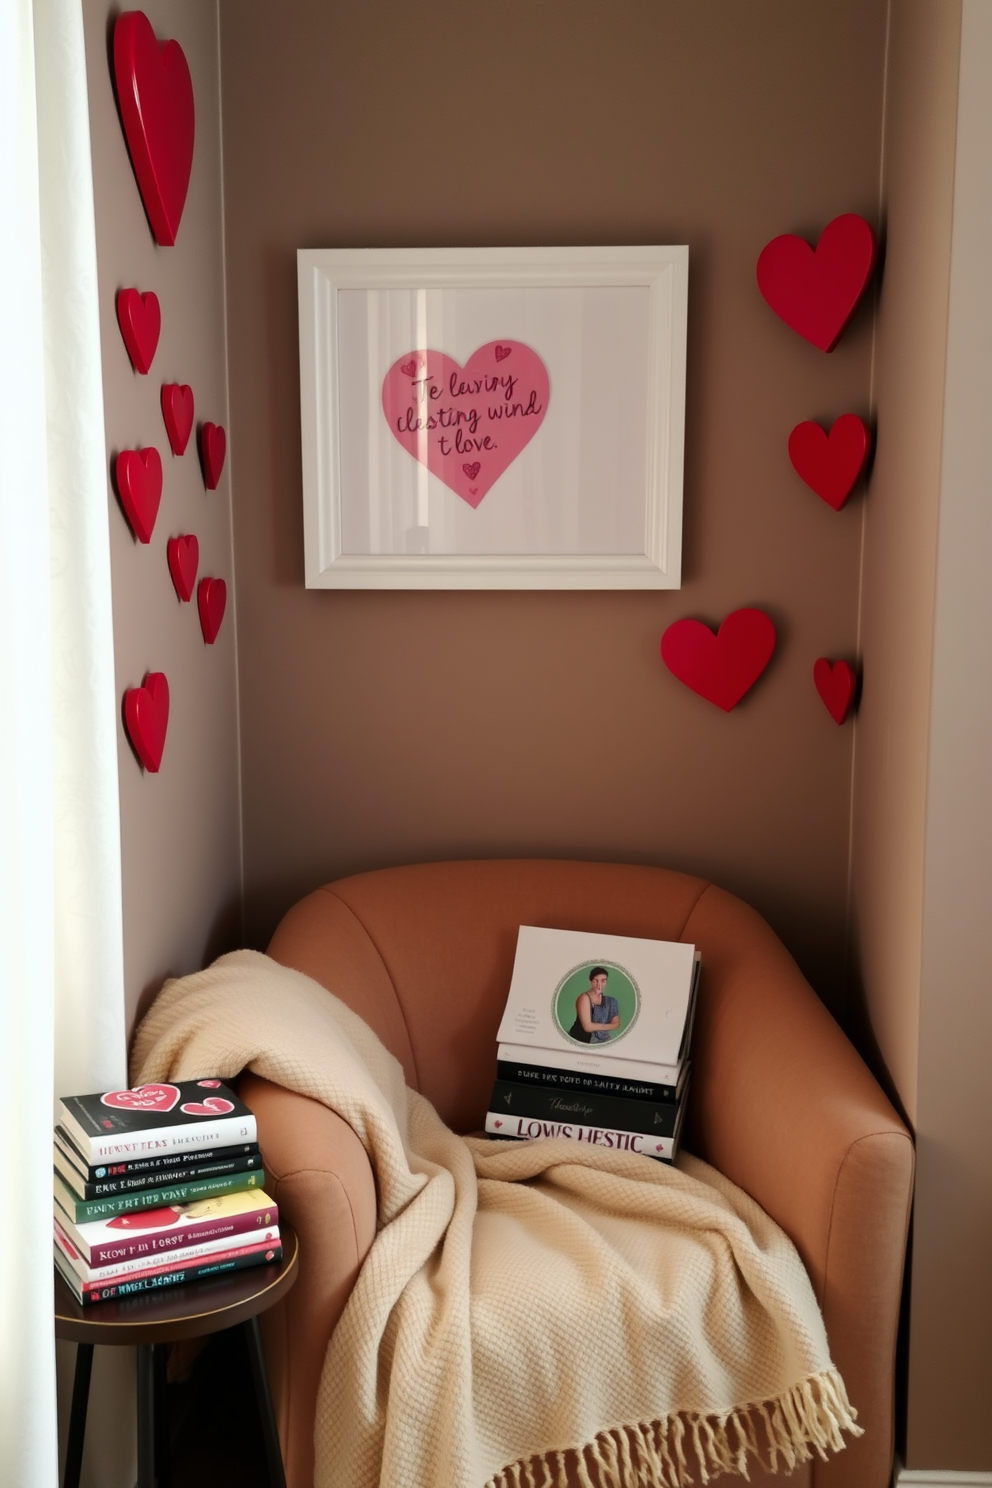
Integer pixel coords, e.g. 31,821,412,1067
0,1,126,1483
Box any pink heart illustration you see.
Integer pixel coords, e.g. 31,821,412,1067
102,1083,180,1113
494,1120,503,1129
180,1097,234,1116
197,1079,222,1088
382,340,550,508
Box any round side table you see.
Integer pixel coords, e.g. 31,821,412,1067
54,1224,298,1488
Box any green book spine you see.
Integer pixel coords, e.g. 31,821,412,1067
53,1167,265,1225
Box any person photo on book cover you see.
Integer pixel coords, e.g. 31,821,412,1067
567,966,621,1044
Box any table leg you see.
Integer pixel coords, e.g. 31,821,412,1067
153,1343,171,1488
137,1345,155,1488
63,1343,93,1488
243,1316,287,1488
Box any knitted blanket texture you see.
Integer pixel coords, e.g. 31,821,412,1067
132,950,861,1488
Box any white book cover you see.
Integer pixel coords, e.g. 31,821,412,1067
496,926,698,1070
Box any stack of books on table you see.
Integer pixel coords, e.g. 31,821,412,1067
54,1079,281,1306
487,927,700,1163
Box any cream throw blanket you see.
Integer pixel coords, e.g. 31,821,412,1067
132,951,860,1488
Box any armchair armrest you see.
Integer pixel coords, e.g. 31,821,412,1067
242,1072,377,1488
682,885,914,1488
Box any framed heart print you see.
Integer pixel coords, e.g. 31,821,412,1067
297,246,687,588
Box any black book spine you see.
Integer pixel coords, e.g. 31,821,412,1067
59,1152,264,1200
490,1080,684,1138
496,1060,680,1105
56,1128,260,1182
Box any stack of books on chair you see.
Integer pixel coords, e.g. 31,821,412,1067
53,1079,281,1306
488,927,700,1163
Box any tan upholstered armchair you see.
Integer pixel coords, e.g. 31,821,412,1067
241,860,913,1488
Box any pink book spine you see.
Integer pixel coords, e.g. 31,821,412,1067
82,1199,279,1266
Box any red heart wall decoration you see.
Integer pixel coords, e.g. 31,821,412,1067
200,423,226,489
813,658,857,724
115,288,161,374
161,383,194,455
788,414,871,511
661,608,777,712
167,534,199,601
115,447,163,543
197,577,226,644
112,12,195,247
756,213,877,352
123,672,170,772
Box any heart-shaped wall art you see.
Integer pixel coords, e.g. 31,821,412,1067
200,422,226,489
115,447,163,544
116,288,160,374
788,414,871,511
756,213,877,352
197,576,226,644
101,1083,180,1112
112,12,195,247
661,608,777,712
123,671,169,772
161,383,194,455
382,341,550,508
167,534,198,601
813,657,857,724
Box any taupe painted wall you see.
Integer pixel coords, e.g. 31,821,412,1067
83,0,241,1034
219,0,888,1012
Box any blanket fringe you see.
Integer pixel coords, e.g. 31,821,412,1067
485,1367,862,1488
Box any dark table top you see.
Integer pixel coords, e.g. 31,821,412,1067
54,1224,298,1345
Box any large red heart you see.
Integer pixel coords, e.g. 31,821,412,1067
167,534,199,602
123,672,170,772
756,214,877,352
381,341,550,507
101,1083,180,1113
200,423,226,489
788,414,870,511
180,1097,234,1116
197,577,226,644
161,383,194,456
116,288,160,374
661,608,777,712
115,447,163,544
813,658,857,724
112,12,195,247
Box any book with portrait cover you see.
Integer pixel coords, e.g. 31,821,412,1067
495,927,700,1081
58,1079,256,1165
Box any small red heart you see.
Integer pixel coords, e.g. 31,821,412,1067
116,289,161,374
123,672,170,773
197,577,227,644
200,422,226,489
757,213,877,352
494,1120,503,1129
115,447,163,544
167,534,199,602
469,487,479,497
102,1083,180,1113
107,1207,181,1231
462,461,481,480
788,415,870,511
495,345,512,362
813,657,857,724
161,383,194,456
661,608,777,712
400,359,418,377
179,1096,234,1116
112,13,194,247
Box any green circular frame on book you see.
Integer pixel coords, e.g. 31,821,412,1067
552,960,641,1047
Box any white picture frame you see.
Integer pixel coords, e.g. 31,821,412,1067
297,246,688,589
